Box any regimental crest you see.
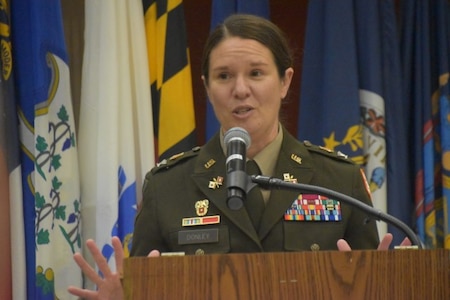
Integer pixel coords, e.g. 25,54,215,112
195,199,209,216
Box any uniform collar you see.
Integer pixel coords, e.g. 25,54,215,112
219,124,283,177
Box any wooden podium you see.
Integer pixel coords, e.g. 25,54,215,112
123,249,449,300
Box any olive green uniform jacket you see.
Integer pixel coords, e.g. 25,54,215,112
130,127,379,256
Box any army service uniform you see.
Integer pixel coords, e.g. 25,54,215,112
130,126,379,256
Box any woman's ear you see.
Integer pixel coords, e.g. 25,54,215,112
281,67,294,99
201,75,210,98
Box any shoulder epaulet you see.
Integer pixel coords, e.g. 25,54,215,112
302,140,354,164
151,146,201,174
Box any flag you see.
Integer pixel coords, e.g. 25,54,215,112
205,0,270,140
379,0,413,246
298,0,362,169
0,112,12,300
143,0,196,160
298,0,408,241
0,2,25,299
401,0,450,249
11,0,82,298
79,0,155,289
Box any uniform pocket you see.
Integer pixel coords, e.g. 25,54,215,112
283,221,345,251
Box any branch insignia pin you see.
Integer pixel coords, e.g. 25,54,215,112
283,173,298,183
208,176,223,189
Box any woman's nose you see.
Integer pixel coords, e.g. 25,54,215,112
232,75,250,99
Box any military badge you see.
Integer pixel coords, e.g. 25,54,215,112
290,154,302,165
285,194,341,221
208,176,223,189
283,173,297,183
195,199,209,216
204,159,216,169
182,215,220,227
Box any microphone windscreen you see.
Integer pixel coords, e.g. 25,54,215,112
224,127,251,149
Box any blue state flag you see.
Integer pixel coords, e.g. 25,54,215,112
378,0,413,246
206,0,270,140
11,0,82,298
401,0,450,249
298,0,362,162
298,0,410,243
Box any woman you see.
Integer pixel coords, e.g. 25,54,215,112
68,14,408,298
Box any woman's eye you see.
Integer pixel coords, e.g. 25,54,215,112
218,73,230,80
251,70,262,77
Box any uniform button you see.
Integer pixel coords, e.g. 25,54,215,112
195,248,205,255
310,243,320,251
304,140,312,147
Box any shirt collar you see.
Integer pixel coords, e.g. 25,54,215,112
220,124,283,177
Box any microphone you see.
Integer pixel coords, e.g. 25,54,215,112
224,127,251,210
251,175,423,248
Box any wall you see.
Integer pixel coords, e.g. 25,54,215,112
184,0,308,144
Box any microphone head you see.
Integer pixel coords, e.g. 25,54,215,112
224,127,251,149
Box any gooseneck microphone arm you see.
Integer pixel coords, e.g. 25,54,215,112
251,175,423,249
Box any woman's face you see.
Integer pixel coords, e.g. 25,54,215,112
203,37,293,152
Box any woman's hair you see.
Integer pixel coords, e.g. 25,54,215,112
201,14,293,85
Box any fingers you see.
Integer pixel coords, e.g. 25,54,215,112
336,239,352,251
148,249,161,257
86,239,114,279
69,237,126,299
67,286,98,299
338,234,413,252
112,236,124,277
377,233,393,250
400,237,412,246
73,252,104,287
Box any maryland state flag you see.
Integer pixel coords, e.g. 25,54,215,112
298,0,411,242
11,0,82,298
143,0,196,160
205,0,270,140
402,0,450,249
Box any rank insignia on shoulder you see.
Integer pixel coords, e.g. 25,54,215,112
284,194,342,221
304,142,356,165
151,148,200,174
319,146,333,153
156,159,167,167
169,152,185,160
337,151,348,159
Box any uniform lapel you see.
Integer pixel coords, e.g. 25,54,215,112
258,130,315,240
190,133,262,248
